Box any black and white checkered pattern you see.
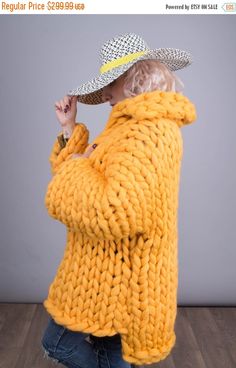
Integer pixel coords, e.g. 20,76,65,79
67,33,193,105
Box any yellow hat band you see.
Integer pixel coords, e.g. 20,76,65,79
100,50,147,74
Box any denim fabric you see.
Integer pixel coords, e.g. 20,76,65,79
41,316,132,368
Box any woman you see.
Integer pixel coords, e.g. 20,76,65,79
41,33,197,367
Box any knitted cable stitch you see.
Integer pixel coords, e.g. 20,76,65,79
43,90,197,365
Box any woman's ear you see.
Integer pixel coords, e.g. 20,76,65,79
102,85,112,102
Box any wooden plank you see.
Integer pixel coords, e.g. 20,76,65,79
14,304,54,368
0,303,37,368
210,307,236,365
185,307,235,368
171,307,207,368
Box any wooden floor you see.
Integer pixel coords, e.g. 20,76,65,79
0,304,235,368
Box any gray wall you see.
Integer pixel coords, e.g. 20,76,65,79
0,15,235,305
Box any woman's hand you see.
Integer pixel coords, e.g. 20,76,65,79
71,144,97,159
54,95,78,137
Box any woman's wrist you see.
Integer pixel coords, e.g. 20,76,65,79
57,133,68,149
57,121,76,149
62,121,76,139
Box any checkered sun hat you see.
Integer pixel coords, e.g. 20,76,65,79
67,33,193,105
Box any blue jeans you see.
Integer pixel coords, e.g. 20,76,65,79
41,316,132,368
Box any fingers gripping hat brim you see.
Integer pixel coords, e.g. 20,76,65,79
67,47,193,105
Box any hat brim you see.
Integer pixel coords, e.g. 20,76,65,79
67,48,193,105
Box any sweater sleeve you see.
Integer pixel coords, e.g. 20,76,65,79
49,122,90,176
44,136,156,241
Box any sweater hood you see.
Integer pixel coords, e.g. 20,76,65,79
106,90,197,129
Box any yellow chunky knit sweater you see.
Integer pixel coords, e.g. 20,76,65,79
43,90,197,365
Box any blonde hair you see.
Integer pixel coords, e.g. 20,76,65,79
122,59,184,97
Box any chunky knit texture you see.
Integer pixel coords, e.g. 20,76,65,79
43,90,197,365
